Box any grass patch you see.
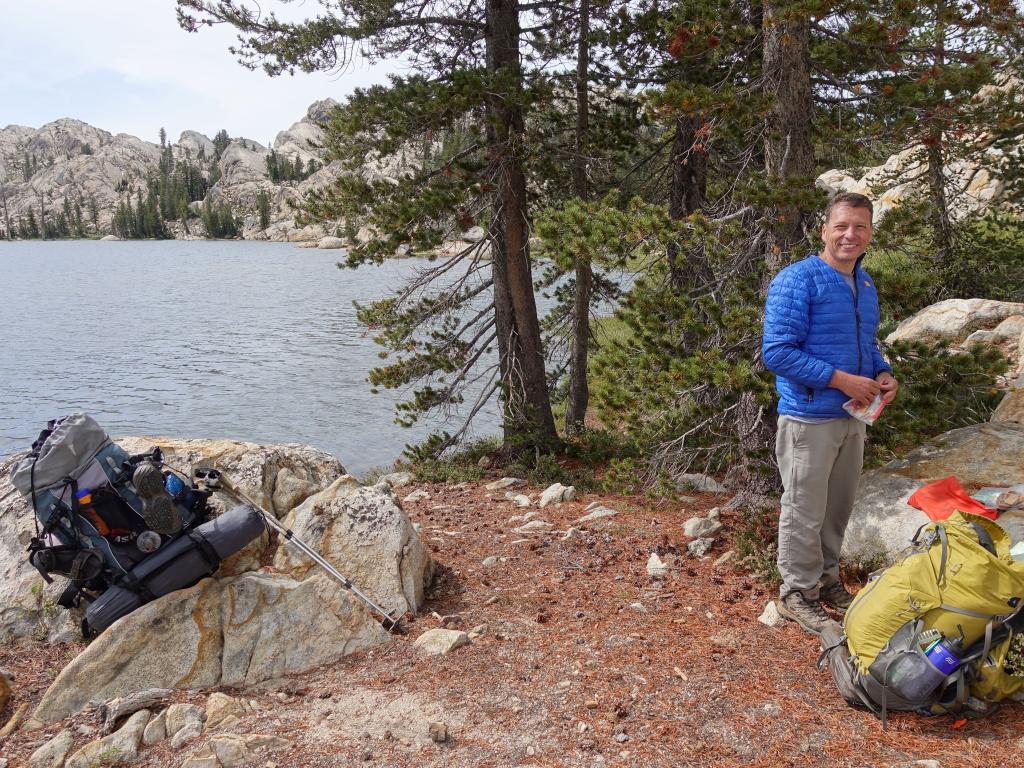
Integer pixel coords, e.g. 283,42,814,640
733,504,782,586
407,437,499,484
87,748,125,768
401,427,638,492
840,551,890,586
359,465,394,484
591,313,634,349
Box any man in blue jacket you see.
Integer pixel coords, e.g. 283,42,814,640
762,191,898,635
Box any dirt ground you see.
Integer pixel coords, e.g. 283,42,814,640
1,480,1022,767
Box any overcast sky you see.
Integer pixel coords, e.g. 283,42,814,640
1,1,401,144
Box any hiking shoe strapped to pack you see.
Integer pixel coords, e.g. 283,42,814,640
819,581,856,614
132,462,181,535
777,591,839,636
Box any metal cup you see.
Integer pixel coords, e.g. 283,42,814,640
193,468,222,489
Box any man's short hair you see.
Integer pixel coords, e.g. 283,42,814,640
824,191,873,224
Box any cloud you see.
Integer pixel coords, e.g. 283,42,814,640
1,1,401,141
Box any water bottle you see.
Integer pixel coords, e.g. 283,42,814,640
887,634,964,702
924,636,964,676
165,473,186,497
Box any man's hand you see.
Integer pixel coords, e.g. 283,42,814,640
829,369,881,405
876,371,899,404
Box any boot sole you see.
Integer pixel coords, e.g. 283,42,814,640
141,496,181,535
133,465,182,535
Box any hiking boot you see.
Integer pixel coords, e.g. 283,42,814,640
819,581,856,614
132,462,181,535
777,591,838,636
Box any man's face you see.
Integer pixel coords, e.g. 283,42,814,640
821,203,873,271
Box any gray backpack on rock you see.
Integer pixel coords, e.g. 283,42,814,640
10,414,264,634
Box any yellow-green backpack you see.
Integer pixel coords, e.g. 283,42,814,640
819,512,1024,723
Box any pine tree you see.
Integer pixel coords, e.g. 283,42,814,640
201,198,239,238
257,189,271,230
179,0,572,455
266,148,280,182
24,208,39,238
212,129,230,159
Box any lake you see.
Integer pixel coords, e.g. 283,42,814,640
0,240,503,475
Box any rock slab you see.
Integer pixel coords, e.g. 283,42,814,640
844,421,1024,562
29,728,75,768
30,472,431,723
413,628,470,655
64,709,150,768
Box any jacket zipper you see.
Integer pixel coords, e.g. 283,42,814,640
852,264,863,376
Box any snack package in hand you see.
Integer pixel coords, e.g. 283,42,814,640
843,393,886,425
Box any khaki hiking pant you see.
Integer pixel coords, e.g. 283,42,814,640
776,416,866,599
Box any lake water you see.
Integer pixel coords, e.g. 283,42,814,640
0,240,503,475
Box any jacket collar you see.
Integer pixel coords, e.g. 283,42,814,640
811,251,867,279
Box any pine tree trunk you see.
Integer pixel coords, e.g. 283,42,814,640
486,0,558,453
731,2,815,498
38,192,46,240
762,2,814,270
926,137,954,270
565,0,592,435
926,30,954,282
666,115,708,290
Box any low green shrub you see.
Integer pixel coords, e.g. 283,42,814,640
866,339,1008,467
733,504,781,586
405,436,498,484
867,212,1024,322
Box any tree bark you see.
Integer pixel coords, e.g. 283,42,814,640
762,1,814,273
732,1,815,498
926,29,953,280
38,191,47,240
666,114,708,290
926,138,953,270
486,0,558,452
565,0,592,435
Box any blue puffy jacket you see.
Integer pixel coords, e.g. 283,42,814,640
762,254,892,419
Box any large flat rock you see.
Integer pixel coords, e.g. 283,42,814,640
16,441,433,724
843,422,1024,562
875,421,1024,486
886,299,1024,345
30,569,394,724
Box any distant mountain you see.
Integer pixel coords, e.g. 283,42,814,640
0,100,350,241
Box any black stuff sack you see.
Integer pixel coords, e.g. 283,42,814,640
85,503,265,634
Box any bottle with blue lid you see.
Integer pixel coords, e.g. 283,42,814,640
886,629,965,702
923,634,965,676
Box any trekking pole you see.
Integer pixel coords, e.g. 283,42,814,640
198,469,404,634
220,472,404,633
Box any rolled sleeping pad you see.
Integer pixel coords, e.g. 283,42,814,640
85,503,265,634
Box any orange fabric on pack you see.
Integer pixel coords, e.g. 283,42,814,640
907,476,998,521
